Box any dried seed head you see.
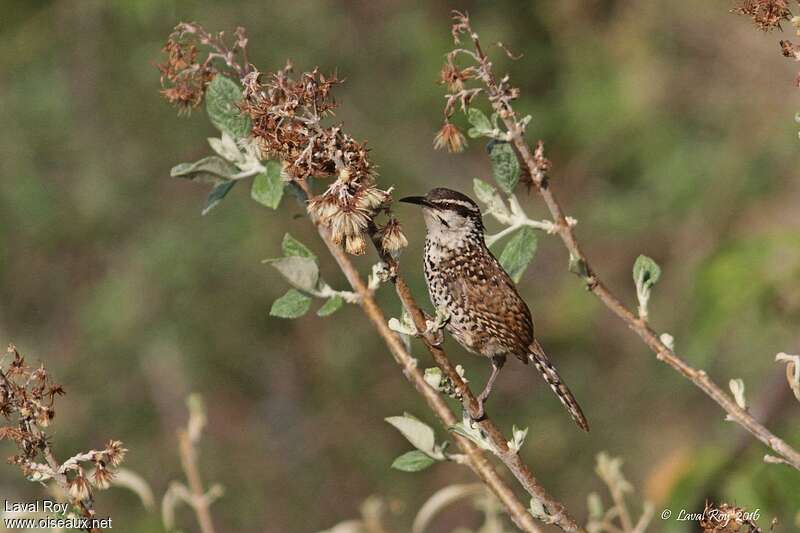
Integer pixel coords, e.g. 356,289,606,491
733,0,792,31
105,440,127,468
68,474,91,501
307,194,340,223
328,209,371,245
439,56,474,93
91,465,114,490
380,219,408,256
338,167,353,183
34,406,53,427
345,233,367,256
157,37,214,113
355,187,390,212
434,122,467,153
308,180,388,253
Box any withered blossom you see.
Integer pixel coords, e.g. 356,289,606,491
157,37,214,113
91,465,114,490
733,0,792,30
345,233,367,255
1,345,125,509
379,218,408,256
68,474,91,501
439,55,474,93
434,122,467,153
105,440,127,467
308,180,390,254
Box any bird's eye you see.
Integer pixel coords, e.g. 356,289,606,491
437,216,450,228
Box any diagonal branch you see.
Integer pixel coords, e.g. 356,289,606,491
455,12,800,473
295,180,551,533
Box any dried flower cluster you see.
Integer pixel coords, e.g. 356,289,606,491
0,344,126,512
157,23,251,114
157,36,213,113
732,1,800,87
158,22,405,257
1,345,64,459
733,0,793,30
779,15,800,86
432,12,527,154
307,178,391,254
240,65,400,254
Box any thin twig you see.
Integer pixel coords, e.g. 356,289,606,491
456,12,800,472
178,430,217,533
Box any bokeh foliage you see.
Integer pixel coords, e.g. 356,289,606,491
1,1,799,531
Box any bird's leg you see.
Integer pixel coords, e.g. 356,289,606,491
473,355,506,420
422,308,450,346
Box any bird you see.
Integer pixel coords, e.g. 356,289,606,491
400,187,589,431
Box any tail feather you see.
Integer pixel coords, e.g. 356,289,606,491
528,340,589,432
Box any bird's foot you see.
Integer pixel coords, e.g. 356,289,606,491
422,308,450,346
470,394,488,421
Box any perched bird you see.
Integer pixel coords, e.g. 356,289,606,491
400,188,589,431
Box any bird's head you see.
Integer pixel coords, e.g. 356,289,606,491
400,188,484,242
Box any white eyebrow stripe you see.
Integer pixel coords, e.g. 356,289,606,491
431,199,479,211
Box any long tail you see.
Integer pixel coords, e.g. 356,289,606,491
528,340,589,432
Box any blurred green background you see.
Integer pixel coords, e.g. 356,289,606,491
1,1,799,531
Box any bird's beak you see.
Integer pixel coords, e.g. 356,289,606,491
399,196,432,208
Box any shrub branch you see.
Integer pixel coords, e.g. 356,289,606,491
448,11,800,472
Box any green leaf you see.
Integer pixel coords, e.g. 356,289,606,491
499,227,538,283
205,75,251,138
488,141,520,194
466,108,493,138
270,289,311,318
251,161,284,209
385,414,437,456
171,156,238,184
282,233,315,259
633,255,661,290
472,178,510,218
264,256,319,292
202,180,236,216
317,295,343,317
391,450,435,472
472,178,497,205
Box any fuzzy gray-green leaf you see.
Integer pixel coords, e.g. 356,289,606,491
391,450,436,472
171,156,238,184
264,256,319,292
251,161,284,209
206,75,251,138
499,227,537,283
385,414,436,456
282,233,315,259
270,289,312,319
467,108,492,138
488,141,520,194
472,178,497,205
317,295,343,317
202,180,237,216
